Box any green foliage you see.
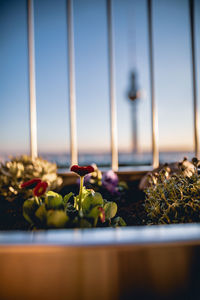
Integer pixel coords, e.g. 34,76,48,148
45,191,63,210
0,155,62,202
63,192,73,204
111,216,126,227
23,198,39,224
47,210,69,228
23,187,125,229
144,158,200,224
104,201,117,220
82,192,103,215
35,204,47,224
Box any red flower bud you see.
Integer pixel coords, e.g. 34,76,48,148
21,178,42,189
98,207,105,223
70,165,94,177
33,181,48,197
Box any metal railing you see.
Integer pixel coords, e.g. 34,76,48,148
67,0,78,166
27,0,37,160
27,0,198,171
189,0,199,158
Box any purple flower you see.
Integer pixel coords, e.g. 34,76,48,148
102,170,118,185
102,170,119,195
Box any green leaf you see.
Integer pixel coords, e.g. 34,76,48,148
46,191,61,198
86,206,100,219
111,216,126,227
82,192,103,215
45,191,63,209
63,192,74,204
66,202,78,218
92,192,104,206
35,204,47,223
79,219,92,228
23,199,39,224
104,202,117,220
82,186,92,198
47,210,69,228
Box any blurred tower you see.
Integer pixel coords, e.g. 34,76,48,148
128,71,140,154
126,1,141,155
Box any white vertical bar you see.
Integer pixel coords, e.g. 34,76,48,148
189,0,199,158
107,0,118,171
147,0,159,169
28,0,37,159
67,0,78,166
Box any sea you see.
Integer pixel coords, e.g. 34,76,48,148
0,151,195,172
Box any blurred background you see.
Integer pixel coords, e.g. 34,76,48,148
0,0,200,169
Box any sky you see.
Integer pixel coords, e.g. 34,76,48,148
0,0,200,161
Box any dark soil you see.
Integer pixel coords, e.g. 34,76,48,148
117,181,148,226
118,198,147,226
0,196,30,230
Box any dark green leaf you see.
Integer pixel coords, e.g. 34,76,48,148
79,219,92,228
47,210,69,228
45,191,63,209
23,199,39,224
104,202,117,220
35,204,47,223
66,202,78,218
82,192,103,215
112,216,126,227
63,192,74,204
86,206,100,219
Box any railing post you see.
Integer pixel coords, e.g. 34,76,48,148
147,0,159,169
67,0,78,166
27,0,37,159
107,0,118,171
189,0,199,158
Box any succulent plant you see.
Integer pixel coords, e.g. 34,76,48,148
0,155,62,203
144,157,200,224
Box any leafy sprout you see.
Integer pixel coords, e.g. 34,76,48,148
22,165,126,229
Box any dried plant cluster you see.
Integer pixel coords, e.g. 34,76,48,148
145,157,200,224
0,155,62,202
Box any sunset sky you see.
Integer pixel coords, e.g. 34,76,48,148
0,0,200,159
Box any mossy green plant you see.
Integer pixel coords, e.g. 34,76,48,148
144,157,200,224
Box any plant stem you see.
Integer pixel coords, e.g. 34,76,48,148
94,217,98,227
78,176,84,210
34,196,39,206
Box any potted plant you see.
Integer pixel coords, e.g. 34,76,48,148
21,164,125,229
0,157,200,300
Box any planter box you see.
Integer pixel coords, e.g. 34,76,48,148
0,224,200,300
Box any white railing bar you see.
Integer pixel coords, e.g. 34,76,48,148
67,0,78,166
27,0,37,159
189,0,199,158
147,0,159,169
107,0,118,171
